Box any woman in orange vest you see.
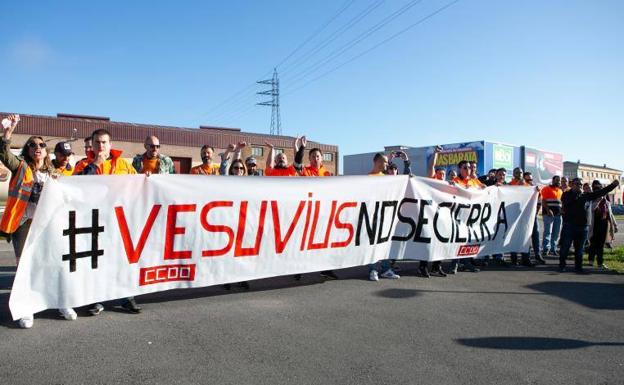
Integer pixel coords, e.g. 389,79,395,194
0,114,77,328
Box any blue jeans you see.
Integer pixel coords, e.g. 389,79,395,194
559,223,588,270
368,259,391,273
542,215,561,253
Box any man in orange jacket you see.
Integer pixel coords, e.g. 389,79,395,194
73,129,136,175
73,129,139,316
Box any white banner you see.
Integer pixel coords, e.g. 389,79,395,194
9,175,537,320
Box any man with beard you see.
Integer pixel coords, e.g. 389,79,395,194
264,137,305,176
132,135,175,175
190,145,221,175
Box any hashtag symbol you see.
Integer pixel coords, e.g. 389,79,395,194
62,209,105,273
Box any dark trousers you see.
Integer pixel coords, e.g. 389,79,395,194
420,261,442,270
559,223,589,270
588,219,609,266
531,216,540,256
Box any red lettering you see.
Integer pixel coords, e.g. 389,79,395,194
200,201,235,257
331,202,357,248
164,204,196,260
308,201,337,250
271,201,306,254
234,201,268,257
300,196,314,251
115,205,162,264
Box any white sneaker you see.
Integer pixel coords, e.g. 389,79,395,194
599,264,610,270
369,270,379,281
380,269,400,279
59,308,77,320
18,315,34,329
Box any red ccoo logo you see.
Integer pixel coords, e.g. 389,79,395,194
140,264,196,286
457,245,481,257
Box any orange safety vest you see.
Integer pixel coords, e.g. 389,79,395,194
0,161,33,234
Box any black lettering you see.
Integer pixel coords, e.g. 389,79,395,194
480,203,492,241
433,202,453,243
465,204,482,243
392,198,418,242
377,201,398,244
454,203,470,243
492,202,508,240
355,202,379,246
414,199,432,243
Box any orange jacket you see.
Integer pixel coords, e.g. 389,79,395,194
301,165,332,177
73,149,136,175
0,161,33,234
453,176,485,189
266,165,298,176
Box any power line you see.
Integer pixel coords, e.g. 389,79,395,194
283,0,462,97
281,0,425,88
197,1,358,124
275,0,356,70
278,0,386,78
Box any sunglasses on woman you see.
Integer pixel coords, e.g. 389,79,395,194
28,142,47,149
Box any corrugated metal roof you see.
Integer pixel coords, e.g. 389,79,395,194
1,112,339,153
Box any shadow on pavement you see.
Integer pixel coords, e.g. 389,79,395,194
375,288,422,299
456,336,624,350
526,281,624,310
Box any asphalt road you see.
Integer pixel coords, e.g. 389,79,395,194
1,242,624,385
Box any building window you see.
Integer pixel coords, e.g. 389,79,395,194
275,148,284,154
323,153,333,162
251,146,263,157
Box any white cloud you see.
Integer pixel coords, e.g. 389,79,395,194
10,36,54,70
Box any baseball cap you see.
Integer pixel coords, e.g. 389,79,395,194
245,156,257,166
54,141,73,156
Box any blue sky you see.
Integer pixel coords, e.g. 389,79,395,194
1,0,622,172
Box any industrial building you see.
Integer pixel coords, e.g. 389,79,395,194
344,141,562,185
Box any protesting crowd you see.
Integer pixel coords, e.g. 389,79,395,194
0,114,619,329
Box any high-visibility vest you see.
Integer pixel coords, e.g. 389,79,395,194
0,161,33,234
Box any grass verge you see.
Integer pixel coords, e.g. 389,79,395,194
603,246,624,273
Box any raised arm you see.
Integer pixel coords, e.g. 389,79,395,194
264,141,275,169
398,151,411,175
428,145,442,178
294,136,306,171
0,114,23,173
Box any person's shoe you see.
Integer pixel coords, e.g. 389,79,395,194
239,281,250,290
294,274,302,281
369,270,379,281
535,255,547,265
465,263,480,273
541,251,549,258
121,298,142,314
18,315,33,329
88,303,104,316
320,270,339,280
449,264,458,275
548,250,559,257
59,308,77,321
380,269,400,279
599,264,610,270
419,265,430,278
433,267,447,277
521,259,536,268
